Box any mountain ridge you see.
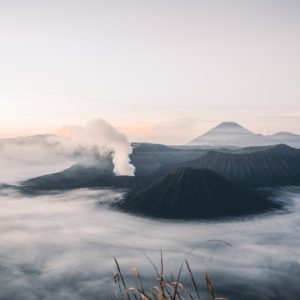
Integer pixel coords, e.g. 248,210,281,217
179,144,300,187
188,122,300,148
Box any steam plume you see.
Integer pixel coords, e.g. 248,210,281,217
60,119,135,176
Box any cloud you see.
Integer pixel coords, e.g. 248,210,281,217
0,134,77,183
0,118,135,183
0,187,299,299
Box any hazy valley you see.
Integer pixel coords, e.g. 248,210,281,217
0,122,299,299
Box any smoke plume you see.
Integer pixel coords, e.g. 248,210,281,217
60,119,135,176
0,119,135,183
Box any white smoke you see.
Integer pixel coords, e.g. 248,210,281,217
60,119,135,176
0,119,135,183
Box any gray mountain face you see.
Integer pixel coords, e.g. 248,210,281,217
188,122,300,147
270,132,300,148
181,144,300,187
189,122,253,145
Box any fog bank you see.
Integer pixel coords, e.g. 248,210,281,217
0,119,134,183
0,187,299,299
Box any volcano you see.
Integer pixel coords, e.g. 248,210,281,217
188,122,276,147
119,168,278,219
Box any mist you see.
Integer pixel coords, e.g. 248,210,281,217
0,121,299,299
0,119,134,183
0,187,299,299
0,134,77,183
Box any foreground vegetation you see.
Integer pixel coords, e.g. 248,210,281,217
112,252,227,300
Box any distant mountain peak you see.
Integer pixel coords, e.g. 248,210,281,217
188,122,300,147
272,131,300,138
188,121,254,146
208,121,253,133
216,121,248,128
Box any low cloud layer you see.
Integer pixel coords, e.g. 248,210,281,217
0,119,134,183
0,187,299,299
0,134,77,183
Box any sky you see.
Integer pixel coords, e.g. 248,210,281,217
0,0,299,144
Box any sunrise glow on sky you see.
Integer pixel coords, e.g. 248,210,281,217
1,0,299,144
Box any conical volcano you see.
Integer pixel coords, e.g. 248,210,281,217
119,168,278,219
188,122,258,146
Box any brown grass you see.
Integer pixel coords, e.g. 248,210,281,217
113,252,228,300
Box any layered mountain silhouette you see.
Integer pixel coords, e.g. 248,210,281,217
188,122,300,147
131,142,205,176
189,122,254,146
20,123,300,194
178,144,300,187
23,161,153,191
119,168,278,219
270,132,300,147
23,144,300,191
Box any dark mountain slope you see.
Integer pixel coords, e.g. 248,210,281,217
23,163,153,191
23,144,300,192
130,143,205,176
180,144,300,187
119,168,278,219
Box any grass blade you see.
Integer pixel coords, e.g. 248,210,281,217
185,260,201,300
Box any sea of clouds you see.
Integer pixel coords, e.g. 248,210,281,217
0,187,299,299
0,119,134,184
0,118,299,299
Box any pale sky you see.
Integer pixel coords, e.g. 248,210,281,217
0,0,299,144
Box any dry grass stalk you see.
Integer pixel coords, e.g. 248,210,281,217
113,254,228,300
